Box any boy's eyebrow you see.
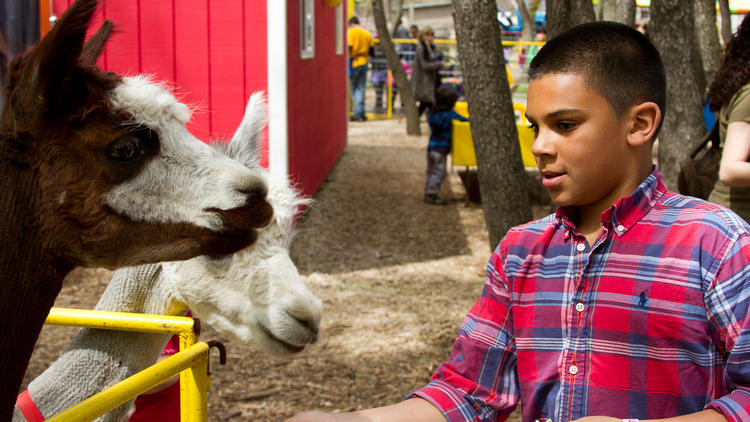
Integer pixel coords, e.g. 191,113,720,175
526,108,584,122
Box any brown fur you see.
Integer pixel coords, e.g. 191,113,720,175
0,0,272,415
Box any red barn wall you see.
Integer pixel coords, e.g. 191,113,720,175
285,1,347,197
52,0,269,163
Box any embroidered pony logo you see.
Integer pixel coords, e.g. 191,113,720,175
638,289,649,308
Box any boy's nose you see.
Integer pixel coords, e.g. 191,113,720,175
530,129,553,158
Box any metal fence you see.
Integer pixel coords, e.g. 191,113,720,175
38,308,222,422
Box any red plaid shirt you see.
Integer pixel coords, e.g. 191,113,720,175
410,170,750,422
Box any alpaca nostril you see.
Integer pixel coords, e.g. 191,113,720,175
288,311,319,335
294,316,310,328
237,176,268,200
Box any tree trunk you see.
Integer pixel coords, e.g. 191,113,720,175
546,0,596,38
718,0,732,45
616,0,636,26
694,0,723,89
650,0,706,189
371,0,421,135
389,0,405,37
516,0,534,41
599,0,617,21
452,0,532,249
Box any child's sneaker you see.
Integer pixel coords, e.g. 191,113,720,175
423,194,447,205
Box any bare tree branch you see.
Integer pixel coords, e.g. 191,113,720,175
371,0,421,135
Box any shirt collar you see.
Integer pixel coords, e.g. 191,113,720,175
555,167,666,236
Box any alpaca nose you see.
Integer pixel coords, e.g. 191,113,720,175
237,174,268,202
287,305,322,341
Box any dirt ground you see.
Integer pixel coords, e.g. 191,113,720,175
23,118,525,421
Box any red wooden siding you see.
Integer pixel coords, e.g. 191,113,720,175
286,1,347,197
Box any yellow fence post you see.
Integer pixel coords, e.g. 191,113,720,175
45,343,210,422
388,70,395,119
41,308,218,422
180,330,210,422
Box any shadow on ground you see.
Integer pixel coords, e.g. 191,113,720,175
291,141,472,274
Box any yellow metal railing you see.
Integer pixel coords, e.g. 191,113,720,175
41,307,223,422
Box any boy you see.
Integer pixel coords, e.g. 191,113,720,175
424,85,469,205
288,22,750,422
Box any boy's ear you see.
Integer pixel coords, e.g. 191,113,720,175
626,102,661,147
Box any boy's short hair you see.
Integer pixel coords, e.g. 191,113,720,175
433,85,459,111
528,21,666,136
348,16,360,25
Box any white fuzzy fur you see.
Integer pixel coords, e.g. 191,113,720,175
14,96,322,421
105,77,267,230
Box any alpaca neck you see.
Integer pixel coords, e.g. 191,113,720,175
0,154,73,421
19,264,185,422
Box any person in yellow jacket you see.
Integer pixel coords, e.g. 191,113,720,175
348,16,374,121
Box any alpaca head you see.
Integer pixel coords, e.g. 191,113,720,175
0,0,273,269
165,94,322,355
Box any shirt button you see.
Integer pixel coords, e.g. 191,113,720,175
575,303,585,312
576,243,585,252
569,365,579,375
616,224,625,232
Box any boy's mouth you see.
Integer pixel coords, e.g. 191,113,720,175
541,170,566,189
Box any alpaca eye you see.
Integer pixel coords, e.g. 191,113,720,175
106,129,154,163
108,138,138,161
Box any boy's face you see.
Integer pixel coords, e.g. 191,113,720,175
526,73,638,214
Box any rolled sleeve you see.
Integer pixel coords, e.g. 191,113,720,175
705,232,750,421
407,247,520,421
707,388,750,422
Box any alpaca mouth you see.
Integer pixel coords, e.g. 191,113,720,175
206,199,274,231
259,324,306,353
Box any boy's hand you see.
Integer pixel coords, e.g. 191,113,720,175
284,399,444,422
572,417,621,422
285,412,341,422
285,412,371,422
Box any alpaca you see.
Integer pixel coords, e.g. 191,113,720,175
15,96,322,421
0,0,274,415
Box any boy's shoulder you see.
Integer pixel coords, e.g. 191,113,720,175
501,213,559,246
656,190,750,236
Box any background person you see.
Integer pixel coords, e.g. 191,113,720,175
411,27,444,117
707,14,750,222
369,38,396,114
526,26,546,66
347,16,373,122
423,85,468,205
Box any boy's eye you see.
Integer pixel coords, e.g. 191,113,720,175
557,121,577,132
527,123,539,136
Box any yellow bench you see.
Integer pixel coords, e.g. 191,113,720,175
451,101,536,168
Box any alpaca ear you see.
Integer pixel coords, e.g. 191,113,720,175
20,0,100,119
81,19,114,65
225,92,268,168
